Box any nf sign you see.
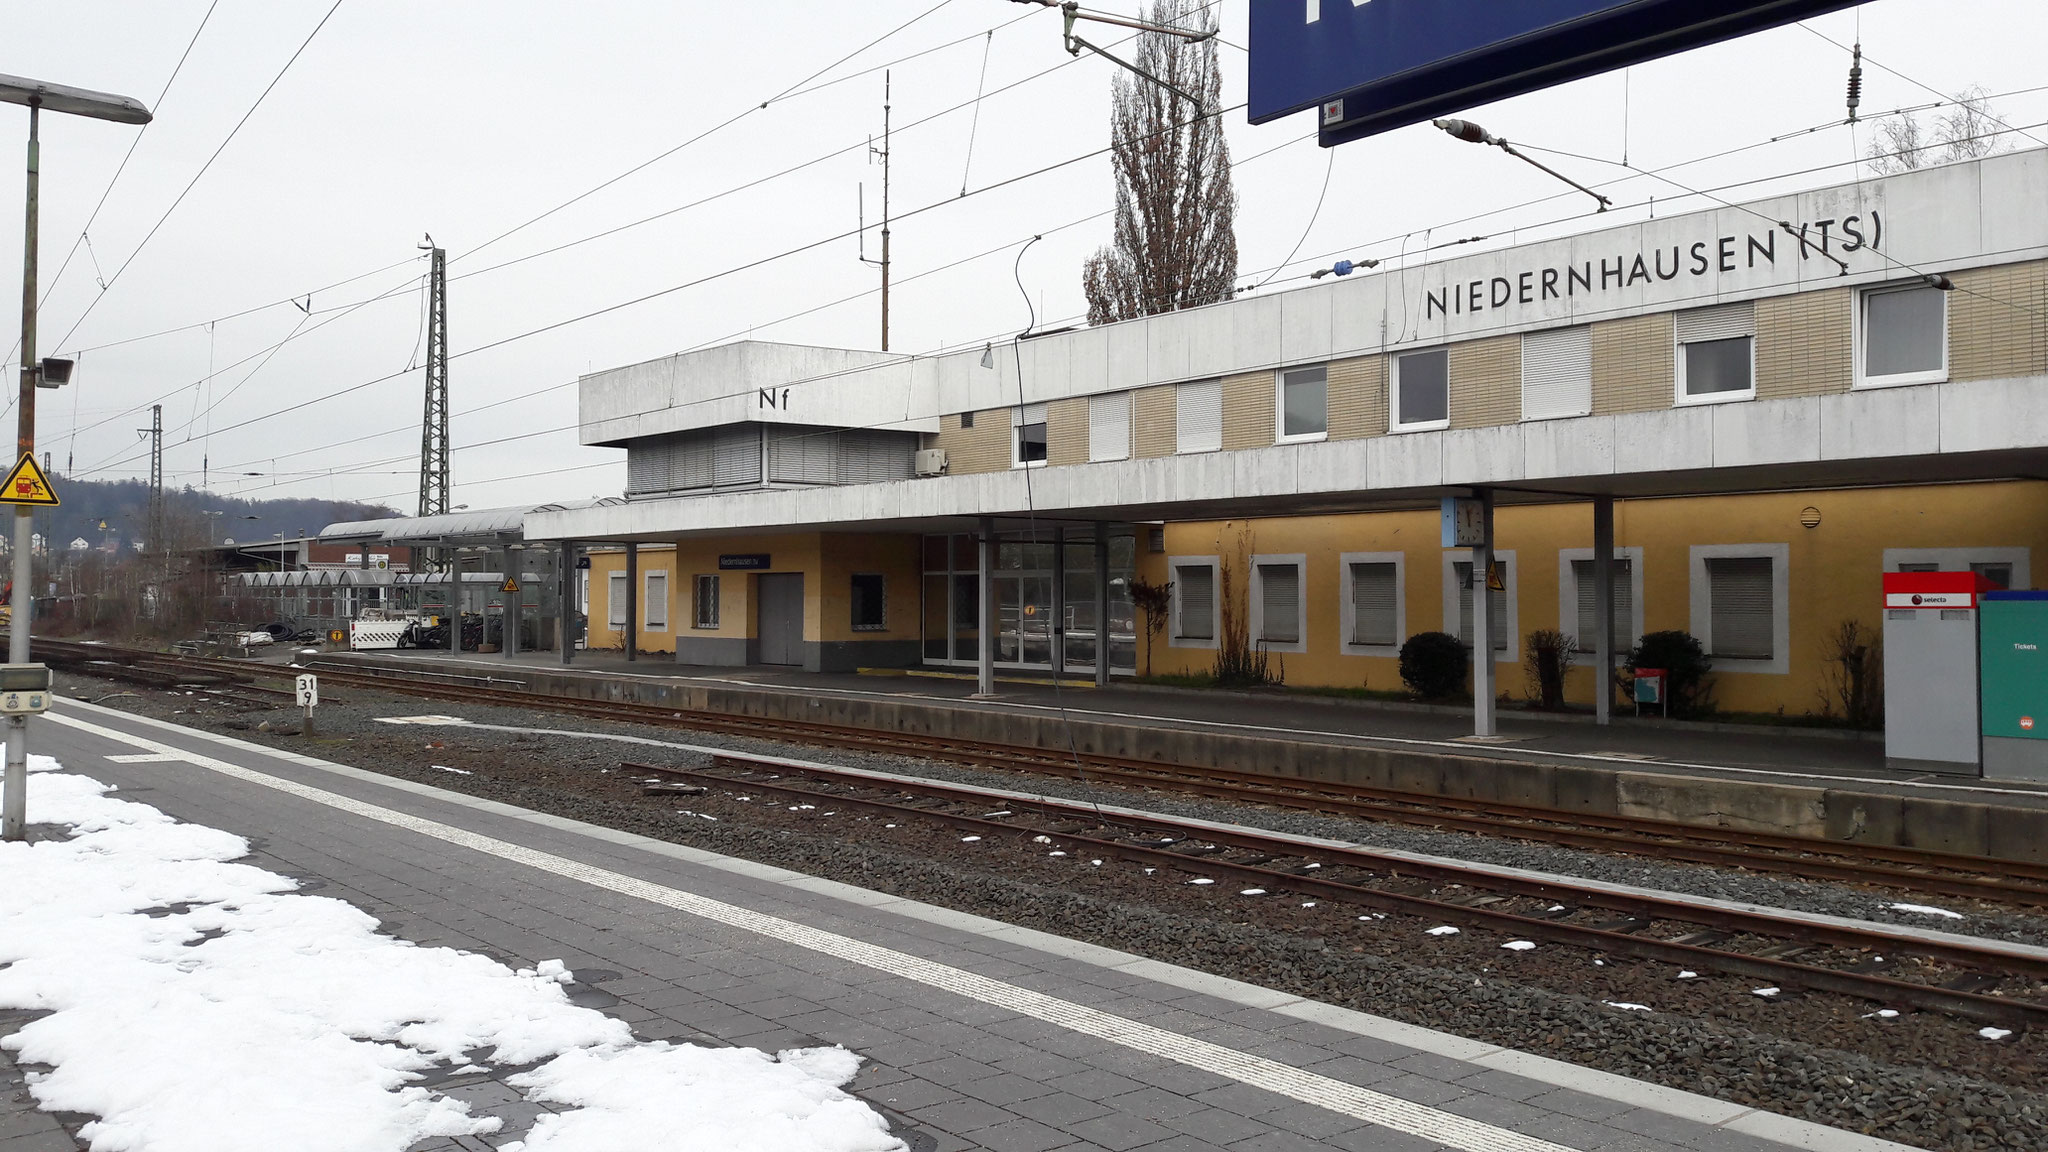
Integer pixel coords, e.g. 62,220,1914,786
1251,0,1860,144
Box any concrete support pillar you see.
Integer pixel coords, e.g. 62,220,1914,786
976,517,995,697
1094,521,1111,688
503,546,520,657
559,542,577,666
1471,489,1496,738
1594,495,1615,727
625,542,639,663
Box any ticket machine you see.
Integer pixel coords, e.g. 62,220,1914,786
1882,572,1994,773
1980,590,2048,782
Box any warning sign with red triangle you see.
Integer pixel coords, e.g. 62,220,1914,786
0,453,58,507
500,577,521,593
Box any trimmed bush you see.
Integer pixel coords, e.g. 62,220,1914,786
1626,630,1715,717
1400,631,1467,700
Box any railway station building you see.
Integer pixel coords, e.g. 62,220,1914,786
525,147,2048,724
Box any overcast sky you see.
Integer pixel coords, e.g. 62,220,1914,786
3,1,2043,527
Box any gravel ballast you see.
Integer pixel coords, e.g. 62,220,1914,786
61,671,2048,1151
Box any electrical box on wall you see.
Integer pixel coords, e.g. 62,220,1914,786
914,448,948,476
1882,572,1993,774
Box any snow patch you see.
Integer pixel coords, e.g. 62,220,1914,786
1885,902,1964,920
1499,941,1535,952
1979,1027,2013,1041
1425,926,1459,937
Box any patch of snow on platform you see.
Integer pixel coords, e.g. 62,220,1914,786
0,757,904,1152
1885,902,1964,920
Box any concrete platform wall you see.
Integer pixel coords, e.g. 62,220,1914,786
331,653,2048,864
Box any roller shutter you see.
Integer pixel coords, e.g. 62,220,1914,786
1453,561,1508,651
1349,562,1397,646
1176,564,1215,639
1706,556,1774,659
1521,326,1591,421
1176,379,1221,453
1258,563,1300,644
1089,392,1131,462
1571,558,1634,651
1676,301,1755,342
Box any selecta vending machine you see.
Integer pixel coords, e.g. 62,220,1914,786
1882,572,1996,774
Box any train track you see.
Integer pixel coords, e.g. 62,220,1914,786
638,750,2048,1028
32,637,2048,912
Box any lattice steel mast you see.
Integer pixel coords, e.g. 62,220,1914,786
417,236,450,530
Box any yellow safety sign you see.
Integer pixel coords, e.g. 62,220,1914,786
0,454,58,507
1485,561,1506,592
501,577,521,593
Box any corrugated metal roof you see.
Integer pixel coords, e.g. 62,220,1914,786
319,498,623,545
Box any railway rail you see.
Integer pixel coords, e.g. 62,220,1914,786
32,637,2048,912
639,751,2048,1029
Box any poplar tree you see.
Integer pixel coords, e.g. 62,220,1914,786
1080,0,1237,326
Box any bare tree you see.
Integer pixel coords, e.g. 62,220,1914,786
1867,85,2007,174
1080,0,1237,326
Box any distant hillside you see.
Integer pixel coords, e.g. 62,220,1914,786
32,474,401,551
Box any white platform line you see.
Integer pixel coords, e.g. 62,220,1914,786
45,709,1578,1152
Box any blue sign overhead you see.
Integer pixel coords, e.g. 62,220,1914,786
1250,0,1860,145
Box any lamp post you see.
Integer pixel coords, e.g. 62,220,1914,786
0,74,149,842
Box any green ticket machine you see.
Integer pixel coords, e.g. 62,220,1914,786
1981,590,2048,782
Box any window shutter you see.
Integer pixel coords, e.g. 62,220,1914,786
645,573,668,627
1176,379,1222,453
607,573,627,626
1571,558,1633,651
1706,556,1774,658
1454,562,1508,651
1178,565,1214,639
1089,392,1131,461
835,429,916,484
1349,562,1397,646
1258,564,1300,643
713,425,761,487
1521,326,1591,420
1676,301,1754,343
1013,402,1047,427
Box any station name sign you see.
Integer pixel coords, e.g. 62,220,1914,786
719,553,771,570
1425,212,1885,321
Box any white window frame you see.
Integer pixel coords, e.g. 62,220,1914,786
1011,402,1048,469
1168,555,1219,650
1248,553,1308,654
693,573,720,629
1390,347,1451,433
1882,547,2029,590
1088,391,1132,462
1557,547,1646,654
1854,281,1950,389
1339,551,1405,657
1175,378,1222,454
606,572,626,627
1688,543,1790,675
1439,550,1519,663
1274,365,1329,444
643,569,669,631
1673,303,1756,407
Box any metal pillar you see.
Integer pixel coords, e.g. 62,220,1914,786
446,557,459,653
559,542,577,666
143,404,162,562
4,105,37,842
1471,489,1497,738
418,245,449,523
1094,522,1111,688
624,542,638,662
1594,495,1616,726
1051,528,1065,679
975,517,995,697
503,546,519,657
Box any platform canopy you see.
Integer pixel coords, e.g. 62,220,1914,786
321,499,625,549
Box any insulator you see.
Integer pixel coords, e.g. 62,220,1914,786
1846,43,1864,123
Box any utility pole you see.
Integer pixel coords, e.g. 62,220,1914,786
142,404,162,561
417,235,449,565
859,73,892,351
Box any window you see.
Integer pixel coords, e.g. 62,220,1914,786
1277,365,1328,441
644,571,669,630
1703,557,1773,659
1171,559,1217,645
1567,556,1637,653
850,573,886,631
1676,301,1755,402
1251,557,1305,652
1521,326,1592,421
1391,348,1449,431
1012,403,1047,467
1884,548,2029,591
1342,555,1402,652
694,574,720,629
1176,378,1222,453
1450,560,1510,653
1971,561,2013,591
607,572,627,627
1858,283,1948,387
961,410,975,428
1089,392,1131,462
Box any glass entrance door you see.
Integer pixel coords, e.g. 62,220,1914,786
996,573,1054,666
